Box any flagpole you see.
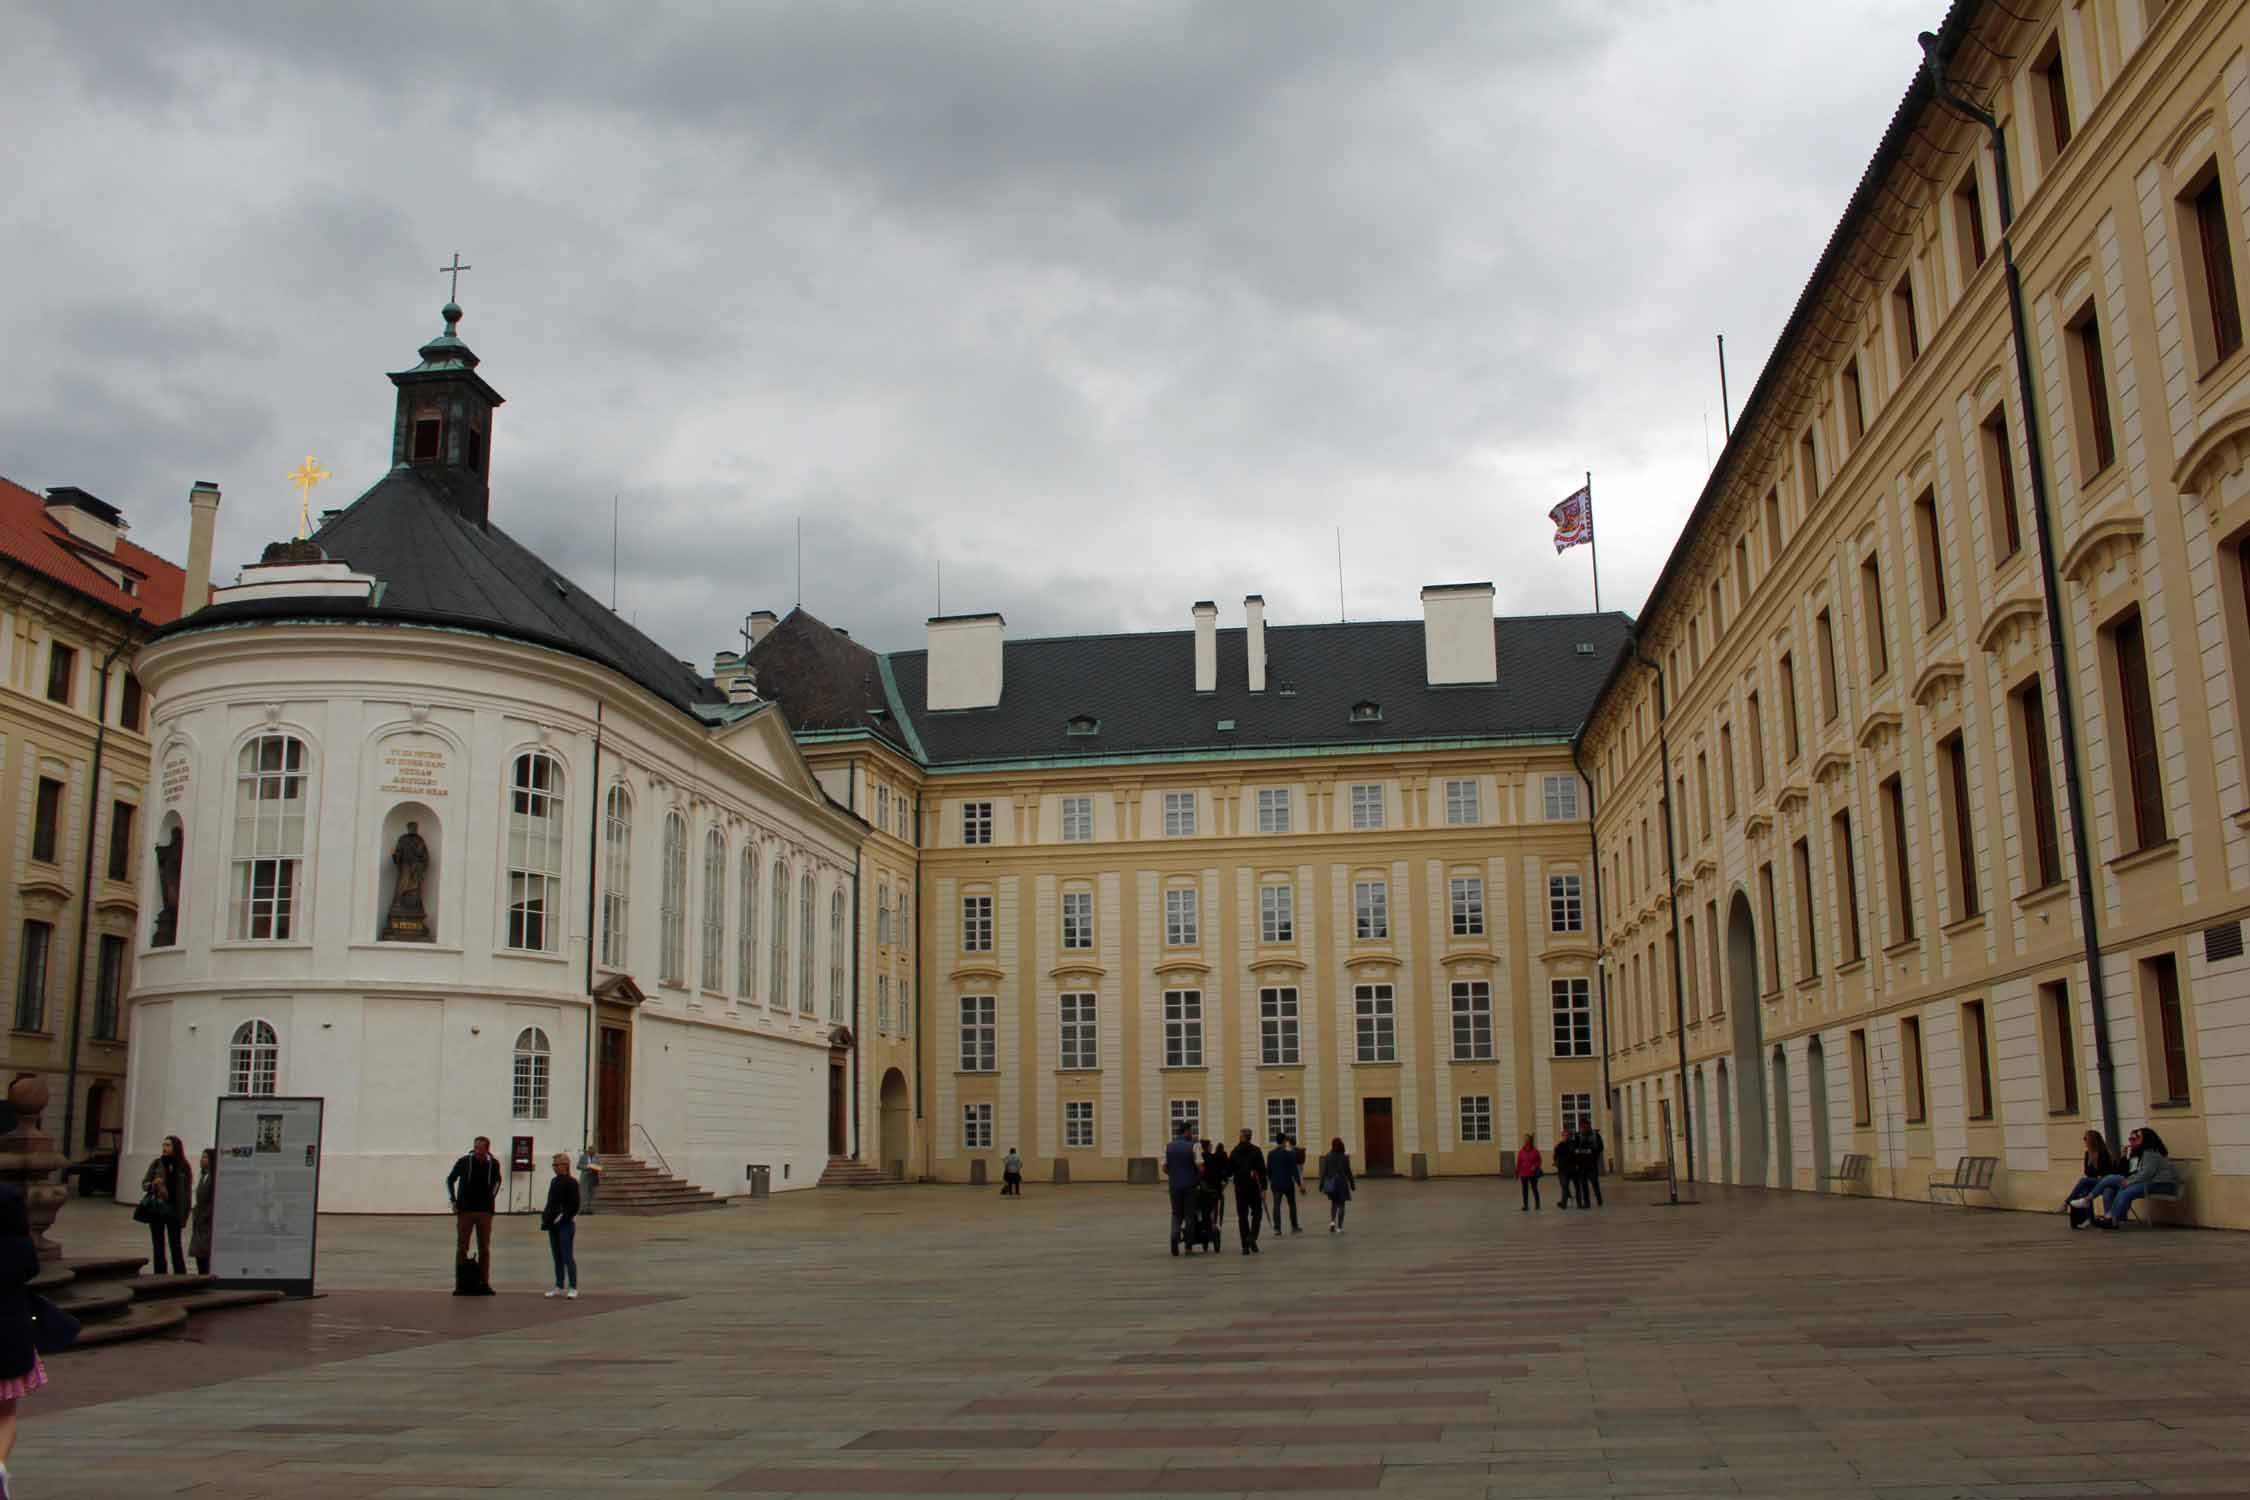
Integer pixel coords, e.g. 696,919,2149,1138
1587,470,1602,613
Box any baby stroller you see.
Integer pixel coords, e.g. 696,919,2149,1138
1192,1179,1226,1253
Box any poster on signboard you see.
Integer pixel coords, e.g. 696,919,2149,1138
212,1094,324,1296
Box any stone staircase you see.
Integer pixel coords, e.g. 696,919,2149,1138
816,1157,905,1188
43,1254,285,1349
594,1156,727,1215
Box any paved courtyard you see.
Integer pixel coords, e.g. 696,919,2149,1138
27,1177,2250,1498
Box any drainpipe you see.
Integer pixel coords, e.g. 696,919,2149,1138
849,767,863,1161
61,618,140,1158
1923,35,2120,1147
1571,739,1618,1161
914,794,928,1182
1637,645,1697,1187
581,702,604,1150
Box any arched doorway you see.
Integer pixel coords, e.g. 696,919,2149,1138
1725,891,1767,1186
1771,1045,1794,1189
1716,1057,1735,1184
1807,1037,1833,1192
878,1068,910,1181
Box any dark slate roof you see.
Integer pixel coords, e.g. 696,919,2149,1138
884,612,1633,767
157,466,719,716
746,607,914,754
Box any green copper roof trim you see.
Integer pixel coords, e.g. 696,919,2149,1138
874,653,931,763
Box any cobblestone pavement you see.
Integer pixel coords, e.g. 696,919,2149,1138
27,1178,2250,1497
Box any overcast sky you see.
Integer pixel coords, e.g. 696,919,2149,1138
4,1,1934,662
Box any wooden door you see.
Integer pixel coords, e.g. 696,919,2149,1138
828,1059,848,1157
1362,1097,1394,1173
598,1025,629,1155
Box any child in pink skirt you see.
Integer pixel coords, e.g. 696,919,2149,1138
0,1186,48,1499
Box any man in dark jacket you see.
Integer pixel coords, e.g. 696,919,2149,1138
1554,1131,1579,1211
1228,1128,1268,1254
1165,1121,1200,1256
1266,1133,1302,1234
446,1136,504,1289
1575,1125,1605,1208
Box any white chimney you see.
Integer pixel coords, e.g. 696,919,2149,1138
1421,582,1497,685
927,612,1005,711
1244,594,1267,692
749,609,778,644
1193,600,1218,693
727,669,760,704
182,481,221,616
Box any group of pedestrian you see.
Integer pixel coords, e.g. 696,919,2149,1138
444,1137,600,1297
136,1135,215,1275
1513,1125,1607,1211
2064,1126,2178,1229
1163,1123,1357,1255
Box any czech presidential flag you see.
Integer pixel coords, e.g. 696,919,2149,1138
1550,485,1593,553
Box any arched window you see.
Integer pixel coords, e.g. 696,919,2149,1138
512,1026,551,1120
659,811,687,984
505,751,565,952
770,858,790,1008
600,786,631,968
799,873,816,1015
737,846,758,1000
228,1018,278,1096
877,885,891,947
701,829,726,990
231,734,307,941
829,889,846,1020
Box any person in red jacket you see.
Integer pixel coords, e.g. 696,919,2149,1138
1514,1134,1544,1212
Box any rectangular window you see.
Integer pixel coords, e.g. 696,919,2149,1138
1164,989,1205,1068
1720,724,1737,819
1747,692,1765,790
1060,796,1093,843
1459,1095,1493,1143
961,894,993,952
962,801,992,845
958,996,996,1073
1354,984,1397,1063
1710,580,1725,641
962,1102,993,1151
1881,774,1914,945
1353,878,1389,941
1833,809,1863,963
1759,861,1781,992
1549,873,1583,933
1560,1092,1594,1134
1451,981,1494,1061
13,921,52,1032
2041,980,2082,1116
1550,976,1593,1058
1963,999,1995,1120
1162,791,1197,837
1893,273,1921,366
1349,783,1385,830
31,777,64,864
106,801,134,882
1942,733,1981,922
1265,1096,1298,1144
1765,487,1785,559
2034,34,2072,163
1695,753,1711,842
2142,953,2191,1105
1446,779,1481,825
875,784,889,832
1849,1028,1873,1126
2067,302,2117,478
1816,608,1841,721
1169,1098,1200,1139
45,642,75,705
1164,887,1199,946
119,671,144,732
1902,1015,1928,1123
1256,787,1292,833
93,933,127,1040
1779,653,1801,761
1060,889,1093,950
1449,875,1485,938
1543,774,1578,821
1063,1100,1096,1149
1842,358,1866,445
2188,167,2245,370
1800,429,1821,508
877,974,891,1030
1955,167,1988,275
1793,837,1820,979
1735,536,1752,605
1983,407,2022,562
2108,611,2167,850
1260,986,1301,1065
1258,883,1294,944
1059,992,1098,1070
1682,913,1701,1021
2014,679,2063,889
1913,490,1947,628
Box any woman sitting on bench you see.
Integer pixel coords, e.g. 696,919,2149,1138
2059,1130,2118,1224
2078,1127,2178,1229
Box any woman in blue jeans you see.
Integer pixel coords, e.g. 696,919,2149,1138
2059,1130,2118,1223
2082,1127,2178,1229
541,1153,581,1298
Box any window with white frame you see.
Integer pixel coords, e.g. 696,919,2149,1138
1060,795,1093,842
877,885,891,947
1549,873,1584,933
1257,787,1291,833
962,1102,993,1150
959,995,997,1072
1163,989,1204,1067
799,874,816,1014
512,1026,551,1119
1459,1094,1493,1142
1445,778,1480,825
700,829,726,988
1354,878,1388,940
1063,1099,1096,1149
898,892,911,952
898,979,911,1035
1061,888,1093,950
829,889,845,1020
1544,774,1580,821
1259,882,1294,944
1162,791,1197,837
769,858,789,1008
1266,1095,1298,1143
1560,1091,1595,1133
1260,986,1300,1064
962,801,993,845
659,812,687,983
600,786,631,968
1169,1098,1200,1138
1552,976,1593,1057
1449,874,1485,937
1354,984,1397,1062
1451,980,1494,1061
876,784,889,832
877,973,891,1030
1164,886,1198,946
1060,992,1097,1069
231,734,307,941
1350,783,1385,829
962,894,993,951
228,1018,278,1096
737,848,758,1000
504,751,566,953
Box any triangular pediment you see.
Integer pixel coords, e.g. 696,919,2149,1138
713,702,831,805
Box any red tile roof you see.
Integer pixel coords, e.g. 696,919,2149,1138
0,474,185,625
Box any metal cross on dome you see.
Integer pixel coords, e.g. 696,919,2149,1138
287,455,332,540
440,252,471,301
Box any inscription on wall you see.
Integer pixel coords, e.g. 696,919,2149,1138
380,746,449,798
161,755,191,805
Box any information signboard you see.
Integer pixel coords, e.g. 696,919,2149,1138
211,1095,324,1297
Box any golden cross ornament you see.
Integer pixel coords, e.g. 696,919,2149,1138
287,455,332,539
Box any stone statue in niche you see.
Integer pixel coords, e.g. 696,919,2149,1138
381,820,433,942
152,826,183,946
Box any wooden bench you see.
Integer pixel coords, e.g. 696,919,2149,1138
1928,1154,1998,1209
1831,1153,1872,1194
2122,1156,2197,1226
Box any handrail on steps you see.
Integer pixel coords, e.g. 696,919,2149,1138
630,1123,674,1179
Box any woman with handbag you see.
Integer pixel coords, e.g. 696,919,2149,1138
1,1183,68,1498
190,1148,218,1274
138,1135,192,1275
1319,1137,1356,1234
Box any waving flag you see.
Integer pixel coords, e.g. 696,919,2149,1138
1550,484,1593,553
